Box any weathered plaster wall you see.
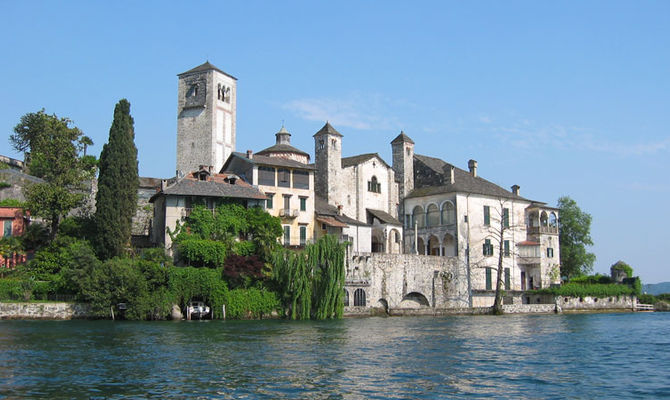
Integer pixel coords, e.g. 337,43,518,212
0,302,91,319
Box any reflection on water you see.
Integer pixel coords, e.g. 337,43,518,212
1,313,669,398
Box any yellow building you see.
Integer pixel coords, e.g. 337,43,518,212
221,126,315,247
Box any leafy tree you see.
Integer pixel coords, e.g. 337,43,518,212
10,110,96,239
558,196,596,278
94,99,138,259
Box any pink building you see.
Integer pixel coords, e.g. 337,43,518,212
0,207,29,268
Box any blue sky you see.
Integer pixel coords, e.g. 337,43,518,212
1,1,669,283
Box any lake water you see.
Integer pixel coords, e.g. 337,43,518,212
0,313,668,399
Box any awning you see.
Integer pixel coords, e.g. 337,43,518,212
316,216,348,228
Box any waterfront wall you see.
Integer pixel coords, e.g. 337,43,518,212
345,253,470,311
556,295,635,312
0,302,91,319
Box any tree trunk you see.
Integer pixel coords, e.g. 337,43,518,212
493,221,506,315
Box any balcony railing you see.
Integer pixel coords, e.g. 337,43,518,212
527,225,558,235
279,208,299,218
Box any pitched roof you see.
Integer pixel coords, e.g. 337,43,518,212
314,196,369,226
149,174,265,202
407,154,529,201
177,61,237,80
366,208,401,226
313,122,343,137
341,153,390,169
139,177,161,189
256,144,310,158
222,152,315,173
390,131,415,144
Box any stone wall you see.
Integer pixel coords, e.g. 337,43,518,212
0,302,91,319
557,295,635,312
344,252,469,311
503,304,556,314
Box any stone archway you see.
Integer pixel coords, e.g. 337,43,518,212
428,235,440,256
399,292,430,308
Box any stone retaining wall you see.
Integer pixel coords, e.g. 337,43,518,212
503,304,556,314
0,302,91,319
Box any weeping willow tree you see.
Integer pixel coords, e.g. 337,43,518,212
272,235,346,320
273,248,312,320
309,235,345,319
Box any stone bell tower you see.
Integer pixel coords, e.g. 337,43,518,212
176,61,237,177
313,122,343,204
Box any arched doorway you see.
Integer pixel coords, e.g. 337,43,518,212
353,289,366,306
428,235,440,256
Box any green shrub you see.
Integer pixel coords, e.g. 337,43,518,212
169,267,228,319
177,238,227,268
0,279,23,300
0,182,10,189
224,287,279,319
232,240,257,256
570,274,612,284
0,198,26,208
639,293,656,304
530,282,636,297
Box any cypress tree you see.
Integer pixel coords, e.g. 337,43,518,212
95,99,138,259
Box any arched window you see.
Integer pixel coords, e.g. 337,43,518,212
343,289,349,306
549,212,557,227
441,201,455,225
367,176,381,193
354,289,366,306
413,206,425,228
217,84,221,100
540,211,548,227
427,204,440,227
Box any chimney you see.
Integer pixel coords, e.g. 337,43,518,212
246,150,253,159
449,166,455,184
468,159,478,177
208,165,213,174
337,205,343,216
511,185,520,196
160,179,167,191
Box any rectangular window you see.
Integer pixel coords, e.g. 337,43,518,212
483,239,493,256
293,170,309,189
283,194,291,210
503,208,510,228
3,220,12,237
258,166,275,186
300,226,307,246
504,268,511,291
486,268,492,291
299,197,307,212
278,168,291,188
547,247,554,258
504,240,510,257
265,193,274,209
484,206,490,226
283,226,290,246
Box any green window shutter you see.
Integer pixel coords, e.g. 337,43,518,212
504,240,510,256
486,268,492,290
300,197,307,211
504,268,510,290
266,194,273,209
283,226,290,246
484,206,490,225
299,226,306,246
503,208,509,228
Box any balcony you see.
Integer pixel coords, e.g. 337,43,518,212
527,225,558,235
279,208,299,218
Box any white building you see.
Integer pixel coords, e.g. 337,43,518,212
393,134,561,307
314,123,402,254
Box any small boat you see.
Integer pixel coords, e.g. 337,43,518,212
187,301,210,319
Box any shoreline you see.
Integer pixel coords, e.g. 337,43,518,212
0,300,653,320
